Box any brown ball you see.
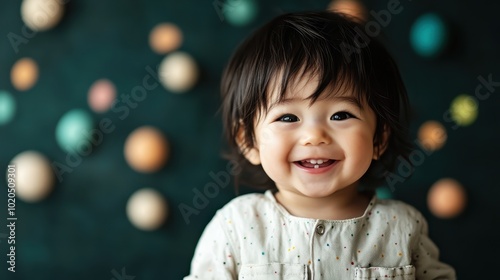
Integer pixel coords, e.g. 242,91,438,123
124,126,169,173
427,178,467,218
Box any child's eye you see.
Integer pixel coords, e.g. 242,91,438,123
330,111,355,121
277,114,299,122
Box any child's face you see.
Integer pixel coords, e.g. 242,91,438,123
244,74,380,198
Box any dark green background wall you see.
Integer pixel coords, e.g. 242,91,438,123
1,0,499,279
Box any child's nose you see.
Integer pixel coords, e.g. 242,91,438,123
299,123,332,146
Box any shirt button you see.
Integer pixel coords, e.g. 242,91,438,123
316,224,325,235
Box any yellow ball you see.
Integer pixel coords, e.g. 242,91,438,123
427,178,467,219
124,126,169,173
450,94,478,126
11,58,39,91
9,151,54,202
126,188,168,231
418,120,447,152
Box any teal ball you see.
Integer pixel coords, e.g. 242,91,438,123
410,13,448,57
0,91,16,125
223,0,258,27
376,187,393,199
56,109,94,153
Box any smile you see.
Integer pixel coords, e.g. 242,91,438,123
297,159,334,168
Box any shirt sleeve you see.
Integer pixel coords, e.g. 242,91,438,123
184,211,238,280
412,214,456,280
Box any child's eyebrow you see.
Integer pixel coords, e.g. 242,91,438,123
331,96,363,108
267,95,362,111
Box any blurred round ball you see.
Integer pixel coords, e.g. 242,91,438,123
410,13,449,57
126,188,168,231
9,150,54,202
124,126,169,173
418,120,447,152
88,79,116,113
0,91,16,125
450,94,478,126
223,0,258,27
11,58,39,91
328,0,367,23
376,186,393,199
427,178,467,219
149,23,183,54
56,109,94,153
159,51,199,93
21,0,64,31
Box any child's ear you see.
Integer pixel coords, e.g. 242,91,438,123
236,127,261,165
373,125,390,160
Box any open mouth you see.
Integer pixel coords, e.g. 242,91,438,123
295,159,336,169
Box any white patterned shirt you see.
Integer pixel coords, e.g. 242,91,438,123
184,190,456,280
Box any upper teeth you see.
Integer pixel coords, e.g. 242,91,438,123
304,159,327,164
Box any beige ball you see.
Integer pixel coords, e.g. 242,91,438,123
159,51,199,93
9,150,54,202
149,23,183,54
427,178,467,219
124,126,169,173
21,0,64,31
11,58,39,91
126,188,168,230
418,120,447,152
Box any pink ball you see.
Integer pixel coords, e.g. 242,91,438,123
88,79,116,113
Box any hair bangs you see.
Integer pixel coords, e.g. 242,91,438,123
262,20,371,113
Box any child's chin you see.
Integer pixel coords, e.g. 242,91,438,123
297,186,338,198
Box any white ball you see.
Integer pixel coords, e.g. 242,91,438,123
8,151,54,202
21,0,64,31
159,51,199,93
126,188,168,231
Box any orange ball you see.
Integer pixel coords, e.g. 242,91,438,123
328,0,367,23
124,126,169,173
418,120,447,152
427,178,467,218
149,23,183,54
11,58,39,91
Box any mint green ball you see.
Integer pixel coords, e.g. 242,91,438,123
0,91,16,125
56,109,94,153
224,0,258,27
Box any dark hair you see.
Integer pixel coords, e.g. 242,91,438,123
220,10,412,190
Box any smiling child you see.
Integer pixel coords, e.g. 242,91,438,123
184,10,456,280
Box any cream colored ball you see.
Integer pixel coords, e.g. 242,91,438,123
9,150,54,202
126,188,168,231
21,0,64,31
159,51,199,93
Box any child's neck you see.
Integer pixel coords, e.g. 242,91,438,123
274,187,372,220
